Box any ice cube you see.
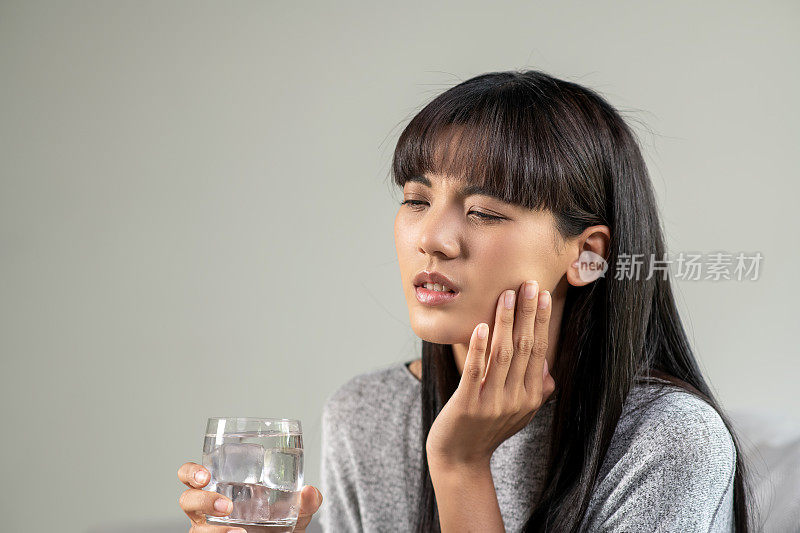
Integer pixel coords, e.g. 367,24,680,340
206,443,266,484
262,448,303,491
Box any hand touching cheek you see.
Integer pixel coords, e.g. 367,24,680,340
425,280,556,468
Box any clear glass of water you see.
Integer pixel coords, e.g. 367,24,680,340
202,417,304,531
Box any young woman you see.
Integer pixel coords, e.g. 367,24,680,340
178,70,752,532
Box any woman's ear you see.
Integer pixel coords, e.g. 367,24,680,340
565,225,611,287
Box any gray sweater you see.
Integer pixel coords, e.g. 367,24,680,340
319,360,736,532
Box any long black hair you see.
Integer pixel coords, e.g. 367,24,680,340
390,70,753,532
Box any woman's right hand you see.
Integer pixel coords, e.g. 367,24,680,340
178,462,243,532
178,461,324,532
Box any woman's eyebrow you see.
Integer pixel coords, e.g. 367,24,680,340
406,175,503,201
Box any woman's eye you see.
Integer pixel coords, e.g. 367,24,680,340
469,210,502,221
400,200,502,221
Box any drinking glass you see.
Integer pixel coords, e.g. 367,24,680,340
202,417,304,531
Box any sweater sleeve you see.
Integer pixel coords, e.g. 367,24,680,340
319,392,363,533
579,391,736,532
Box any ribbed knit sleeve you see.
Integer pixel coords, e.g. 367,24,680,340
579,388,736,532
319,390,363,533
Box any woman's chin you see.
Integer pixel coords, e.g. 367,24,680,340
410,319,469,345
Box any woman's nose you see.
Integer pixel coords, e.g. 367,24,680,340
417,206,460,259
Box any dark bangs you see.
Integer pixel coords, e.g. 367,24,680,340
390,71,609,237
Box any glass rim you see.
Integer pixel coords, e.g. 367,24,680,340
206,416,300,423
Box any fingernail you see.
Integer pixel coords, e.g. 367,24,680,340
504,290,515,309
543,359,549,377
316,487,323,504
194,470,209,484
524,280,538,299
538,290,550,309
215,498,232,513
477,323,488,339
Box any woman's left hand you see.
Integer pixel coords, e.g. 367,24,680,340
425,280,556,469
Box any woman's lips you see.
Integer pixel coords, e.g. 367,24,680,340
415,285,460,306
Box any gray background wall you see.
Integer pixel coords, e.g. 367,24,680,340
1,1,797,532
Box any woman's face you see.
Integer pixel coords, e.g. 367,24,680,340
394,172,573,345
